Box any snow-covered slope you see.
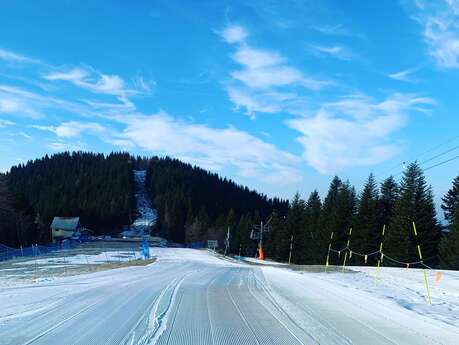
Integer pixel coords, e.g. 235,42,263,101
1,249,458,344
121,170,157,237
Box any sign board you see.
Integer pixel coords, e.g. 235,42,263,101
207,240,218,250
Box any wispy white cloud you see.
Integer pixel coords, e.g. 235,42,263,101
113,111,302,184
0,118,15,128
0,48,40,64
43,67,131,96
0,84,97,119
309,44,354,60
48,140,87,152
413,0,459,68
220,25,331,116
287,93,435,174
230,45,330,91
227,87,290,116
388,66,420,82
32,121,106,138
312,24,365,39
220,25,248,43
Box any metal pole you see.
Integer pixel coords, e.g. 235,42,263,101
325,231,334,272
375,224,385,285
288,235,293,265
259,221,263,248
224,227,230,257
342,228,352,273
34,244,38,281
238,244,242,259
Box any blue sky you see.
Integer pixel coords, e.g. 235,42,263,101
1,0,459,209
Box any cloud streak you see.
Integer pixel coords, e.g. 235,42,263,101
220,25,331,116
414,0,459,68
309,44,354,60
113,111,302,184
388,66,420,82
32,121,106,138
287,93,434,174
0,48,40,64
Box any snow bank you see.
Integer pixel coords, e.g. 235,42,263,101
241,257,288,266
14,250,140,266
328,266,459,326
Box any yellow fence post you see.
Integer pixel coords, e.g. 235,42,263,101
325,231,333,272
412,221,432,305
374,224,385,286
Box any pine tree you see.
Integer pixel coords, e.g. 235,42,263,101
267,210,288,261
379,176,399,230
304,190,322,263
318,177,356,264
439,176,459,269
353,174,380,262
441,176,459,223
287,193,307,264
319,176,342,244
386,163,440,264
335,180,357,249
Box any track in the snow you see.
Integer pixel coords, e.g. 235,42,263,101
1,249,458,345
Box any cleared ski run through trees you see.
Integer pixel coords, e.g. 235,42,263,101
0,248,458,345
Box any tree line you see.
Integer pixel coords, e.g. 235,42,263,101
260,162,458,270
145,156,288,244
1,152,134,246
1,152,458,270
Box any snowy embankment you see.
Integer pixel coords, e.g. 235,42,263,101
241,256,288,266
260,264,459,342
330,266,459,325
13,250,140,266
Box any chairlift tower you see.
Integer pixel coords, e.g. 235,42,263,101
250,216,272,260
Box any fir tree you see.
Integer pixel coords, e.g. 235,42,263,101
266,210,288,261
441,176,459,223
386,163,440,264
379,176,399,230
287,193,307,264
304,190,322,263
439,176,459,269
353,173,380,262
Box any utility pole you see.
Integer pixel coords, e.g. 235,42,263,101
224,226,230,256
288,234,294,265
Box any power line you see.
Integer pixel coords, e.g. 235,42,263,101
419,145,459,165
423,155,459,172
380,134,459,177
390,145,459,178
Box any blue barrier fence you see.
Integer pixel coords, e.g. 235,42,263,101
0,240,84,262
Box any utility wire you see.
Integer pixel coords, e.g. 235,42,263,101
380,135,459,177
392,149,459,177
423,155,459,172
419,145,459,166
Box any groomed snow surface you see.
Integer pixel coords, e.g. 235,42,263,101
0,248,458,344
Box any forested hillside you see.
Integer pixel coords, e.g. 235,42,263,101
145,157,288,243
3,152,134,245
1,152,458,269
